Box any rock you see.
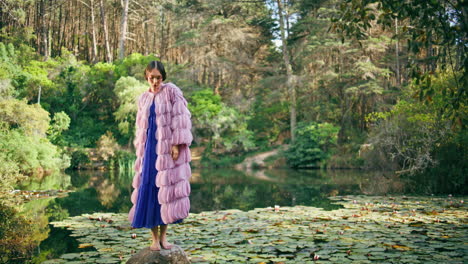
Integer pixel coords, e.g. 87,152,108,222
126,245,190,264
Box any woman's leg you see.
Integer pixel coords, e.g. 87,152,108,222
159,225,173,249
150,226,161,250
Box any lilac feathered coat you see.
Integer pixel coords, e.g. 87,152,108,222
128,82,193,225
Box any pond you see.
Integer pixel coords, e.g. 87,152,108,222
16,167,463,263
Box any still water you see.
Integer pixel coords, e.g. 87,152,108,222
18,167,458,263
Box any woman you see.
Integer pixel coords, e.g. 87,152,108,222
128,60,192,251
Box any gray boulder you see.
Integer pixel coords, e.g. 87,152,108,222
126,245,190,264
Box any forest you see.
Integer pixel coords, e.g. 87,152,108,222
0,0,466,263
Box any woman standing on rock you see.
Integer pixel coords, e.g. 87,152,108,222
128,60,193,250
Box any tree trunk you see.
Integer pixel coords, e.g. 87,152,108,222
39,0,49,59
395,18,400,86
144,15,149,55
276,0,296,142
99,0,112,62
77,2,82,56
90,0,98,63
118,0,129,60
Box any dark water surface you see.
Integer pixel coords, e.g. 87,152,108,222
17,168,461,263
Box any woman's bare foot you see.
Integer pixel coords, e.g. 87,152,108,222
159,225,173,249
150,241,161,251
160,239,173,249
150,226,160,250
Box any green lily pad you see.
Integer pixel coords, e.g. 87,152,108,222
48,195,467,263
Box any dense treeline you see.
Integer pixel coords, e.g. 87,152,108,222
0,0,467,261
0,0,465,183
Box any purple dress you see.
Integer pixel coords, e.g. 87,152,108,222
131,101,182,228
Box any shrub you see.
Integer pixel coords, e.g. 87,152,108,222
189,89,255,154
364,71,466,176
96,131,120,162
70,148,90,169
284,122,340,168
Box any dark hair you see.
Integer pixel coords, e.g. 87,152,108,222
144,60,166,81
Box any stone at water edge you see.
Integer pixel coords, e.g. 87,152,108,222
126,244,190,264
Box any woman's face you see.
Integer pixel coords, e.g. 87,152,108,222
146,68,163,90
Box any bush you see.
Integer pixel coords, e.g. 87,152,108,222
284,122,340,168
113,149,136,172
113,76,147,144
0,126,68,175
70,148,90,169
96,131,120,162
364,71,466,176
189,89,256,154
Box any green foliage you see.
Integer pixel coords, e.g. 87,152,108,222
59,61,117,147
2,52,59,101
0,43,21,97
332,0,467,122
248,79,290,147
0,41,41,99
0,99,69,177
189,89,255,154
200,150,248,168
189,89,223,119
284,122,340,168
113,76,147,140
0,150,23,206
364,71,467,178
0,127,68,175
113,150,136,172
47,111,71,145
114,53,159,81
0,98,50,136
69,148,91,170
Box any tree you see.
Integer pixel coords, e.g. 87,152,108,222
332,0,467,125
99,0,112,62
113,76,147,146
118,0,129,60
275,0,297,142
364,70,466,180
189,89,256,154
284,121,340,168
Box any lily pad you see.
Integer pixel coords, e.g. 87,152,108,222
48,195,467,263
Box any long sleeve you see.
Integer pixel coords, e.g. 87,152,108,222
170,84,193,146
154,83,192,224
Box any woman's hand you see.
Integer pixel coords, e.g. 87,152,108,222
171,145,180,160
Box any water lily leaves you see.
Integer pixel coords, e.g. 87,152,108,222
95,258,120,264
367,253,387,261
348,254,369,260
61,253,81,260
48,195,466,263
368,247,386,252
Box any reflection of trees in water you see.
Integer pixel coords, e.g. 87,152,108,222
16,166,459,263
29,199,85,263
89,176,120,208
62,170,132,214
189,182,346,213
14,197,72,263
18,171,72,191
190,167,434,212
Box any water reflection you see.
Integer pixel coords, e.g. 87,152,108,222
18,167,460,263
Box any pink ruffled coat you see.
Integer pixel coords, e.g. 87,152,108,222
128,82,193,225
